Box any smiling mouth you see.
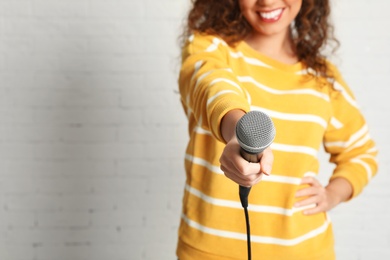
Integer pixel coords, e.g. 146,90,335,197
258,8,283,21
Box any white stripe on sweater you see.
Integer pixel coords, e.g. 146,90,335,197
185,184,315,216
210,77,243,92
181,212,330,246
351,158,373,180
271,143,318,157
185,154,222,174
229,51,273,68
238,76,330,102
333,81,358,109
330,117,344,129
202,37,272,68
252,106,328,129
207,90,237,106
324,125,368,149
185,152,318,177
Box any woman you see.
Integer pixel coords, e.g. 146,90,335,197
176,0,378,259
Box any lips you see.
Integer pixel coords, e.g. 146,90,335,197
258,8,283,22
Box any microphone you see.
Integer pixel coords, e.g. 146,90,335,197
236,110,276,208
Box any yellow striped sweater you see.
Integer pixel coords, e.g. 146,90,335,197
177,32,378,260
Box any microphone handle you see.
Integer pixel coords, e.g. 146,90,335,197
239,149,260,208
240,149,260,163
239,185,251,208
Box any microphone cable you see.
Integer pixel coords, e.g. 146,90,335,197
235,110,276,260
239,186,252,260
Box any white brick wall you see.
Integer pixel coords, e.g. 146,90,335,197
0,0,389,259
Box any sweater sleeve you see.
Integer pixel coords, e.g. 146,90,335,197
324,67,378,199
178,33,250,143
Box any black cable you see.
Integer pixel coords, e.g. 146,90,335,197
239,186,252,260
243,206,252,260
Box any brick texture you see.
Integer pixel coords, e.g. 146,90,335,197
0,0,389,259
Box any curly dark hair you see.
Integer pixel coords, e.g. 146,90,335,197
181,0,339,80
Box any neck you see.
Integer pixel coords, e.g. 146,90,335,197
245,30,298,64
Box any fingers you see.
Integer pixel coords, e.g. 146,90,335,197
219,141,272,187
299,176,321,186
233,147,273,184
222,166,263,187
295,177,322,200
294,195,324,216
295,186,323,198
303,204,323,216
220,155,263,187
259,148,273,175
294,195,318,209
294,176,329,215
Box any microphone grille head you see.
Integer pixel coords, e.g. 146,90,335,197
236,111,276,154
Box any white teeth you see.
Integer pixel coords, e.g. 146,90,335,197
259,9,282,19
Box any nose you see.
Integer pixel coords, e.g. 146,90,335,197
256,0,278,8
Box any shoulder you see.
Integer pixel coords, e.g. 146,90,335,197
322,61,361,112
324,60,342,81
182,31,232,55
324,60,356,99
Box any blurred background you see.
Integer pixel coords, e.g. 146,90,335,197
0,0,389,259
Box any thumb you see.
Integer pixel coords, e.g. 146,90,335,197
260,148,273,175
